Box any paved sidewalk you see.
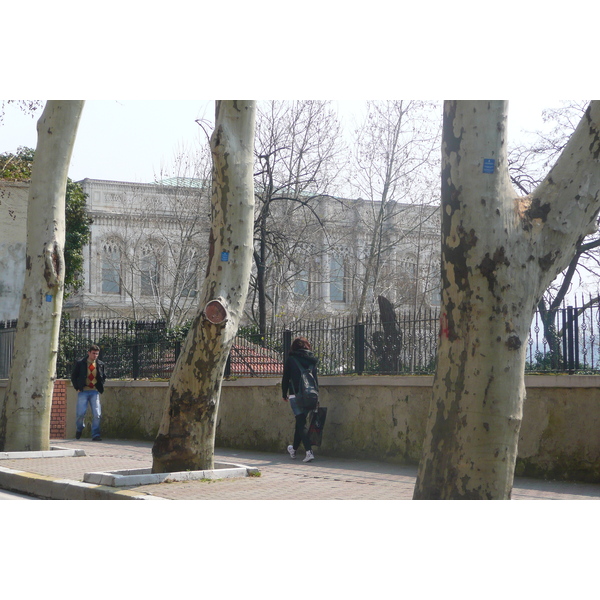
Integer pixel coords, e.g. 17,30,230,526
1,439,599,500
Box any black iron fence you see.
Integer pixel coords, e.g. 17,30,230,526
281,309,439,376
55,318,182,380
1,296,600,380
527,297,600,373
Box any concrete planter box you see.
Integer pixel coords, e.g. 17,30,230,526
83,462,260,487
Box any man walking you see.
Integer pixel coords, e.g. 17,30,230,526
70,344,107,441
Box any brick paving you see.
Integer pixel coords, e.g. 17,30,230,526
1,438,599,500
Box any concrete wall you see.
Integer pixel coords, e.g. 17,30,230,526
2,375,599,482
516,377,600,482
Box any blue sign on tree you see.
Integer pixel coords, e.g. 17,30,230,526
483,158,495,174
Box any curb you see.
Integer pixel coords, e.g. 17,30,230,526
0,466,166,500
0,446,86,460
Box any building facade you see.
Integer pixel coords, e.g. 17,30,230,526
270,194,441,321
2,177,440,327
67,178,440,325
64,178,211,326
0,181,28,322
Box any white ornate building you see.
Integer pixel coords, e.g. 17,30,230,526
63,178,440,325
0,181,28,322
64,178,211,325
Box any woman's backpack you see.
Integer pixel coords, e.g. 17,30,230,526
290,356,319,410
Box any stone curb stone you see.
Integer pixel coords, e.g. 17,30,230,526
83,462,260,487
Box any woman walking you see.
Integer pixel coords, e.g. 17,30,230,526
281,336,319,463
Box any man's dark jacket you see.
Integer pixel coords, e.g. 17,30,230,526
70,357,107,393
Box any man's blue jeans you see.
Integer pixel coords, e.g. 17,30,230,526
76,390,101,438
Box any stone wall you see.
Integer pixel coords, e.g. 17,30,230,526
2,375,599,482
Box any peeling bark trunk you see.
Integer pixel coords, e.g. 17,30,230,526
413,101,600,499
151,101,256,473
0,101,84,451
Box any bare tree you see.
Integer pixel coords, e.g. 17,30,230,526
413,101,600,500
1,100,84,451
93,146,212,327
251,100,347,336
152,100,255,473
345,100,441,321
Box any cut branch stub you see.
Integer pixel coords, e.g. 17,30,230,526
204,299,228,324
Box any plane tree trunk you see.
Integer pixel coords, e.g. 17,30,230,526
413,100,600,499
152,101,256,473
0,101,84,451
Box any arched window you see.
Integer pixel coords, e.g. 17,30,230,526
294,269,310,297
330,254,346,303
180,247,199,298
293,244,315,298
402,255,418,278
102,241,121,294
141,244,161,297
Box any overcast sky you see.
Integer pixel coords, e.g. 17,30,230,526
1,98,561,184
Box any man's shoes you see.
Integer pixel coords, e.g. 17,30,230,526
303,450,315,463
287,445,296,459
76,431,82,440
92,437,102,441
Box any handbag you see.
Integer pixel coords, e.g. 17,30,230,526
307,406,328,447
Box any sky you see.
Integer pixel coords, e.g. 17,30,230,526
2,0,597,186
1,98,563,185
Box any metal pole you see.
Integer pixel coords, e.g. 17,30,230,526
567,306,575,374
355,322,365,375
574,307,580,371
283,329,292,360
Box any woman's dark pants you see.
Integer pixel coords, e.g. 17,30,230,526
293,412,312,452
